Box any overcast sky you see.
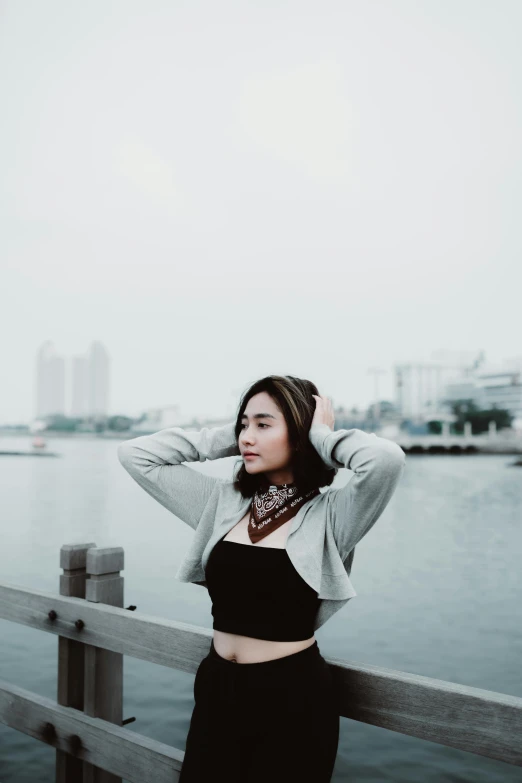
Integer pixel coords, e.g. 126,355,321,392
1,0,520,424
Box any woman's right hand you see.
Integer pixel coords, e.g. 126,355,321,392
311,395,335,432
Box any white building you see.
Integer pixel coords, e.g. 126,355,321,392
87,341,110,417
69,342,110,418
36,340,111,420
35,341,66,418
70,354,90,417
445,358,522,422
394,359,473,421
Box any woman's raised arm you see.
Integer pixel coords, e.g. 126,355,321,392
117,421,241,530
308,422,406,560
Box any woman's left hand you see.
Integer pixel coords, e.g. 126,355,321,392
311,395,335,432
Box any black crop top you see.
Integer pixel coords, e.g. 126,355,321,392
204,534,320,642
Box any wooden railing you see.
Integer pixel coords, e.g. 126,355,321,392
1,542,521,782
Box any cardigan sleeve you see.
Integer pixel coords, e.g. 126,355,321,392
117,421,241,531
308,423,406,559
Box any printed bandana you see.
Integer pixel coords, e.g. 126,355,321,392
248,482,320,544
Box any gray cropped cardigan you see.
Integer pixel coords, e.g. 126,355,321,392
117,421,406,631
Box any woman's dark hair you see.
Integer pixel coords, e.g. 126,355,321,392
232,374,337,498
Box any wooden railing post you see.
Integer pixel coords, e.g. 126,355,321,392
83,547,124,783
57,542,97,783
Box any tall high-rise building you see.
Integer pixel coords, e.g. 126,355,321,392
87,341,110,417
35,341,66,418
70,354,90,417
35,340,111,421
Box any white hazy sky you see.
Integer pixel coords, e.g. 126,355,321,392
1,0,521,423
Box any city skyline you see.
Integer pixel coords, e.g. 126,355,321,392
1,2,521,426
7,342,520,428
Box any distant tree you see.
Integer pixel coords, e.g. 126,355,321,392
449,399,514,434
107,415,134,432
92,416,108,433
45,414,79,432
378,400,398,415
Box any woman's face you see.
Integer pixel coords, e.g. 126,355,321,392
238,391,294,484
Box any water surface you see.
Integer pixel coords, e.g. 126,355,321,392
1,435,521,781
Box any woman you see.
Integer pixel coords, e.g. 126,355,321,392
118,375,406,782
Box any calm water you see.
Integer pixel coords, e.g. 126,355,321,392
1,434,521,782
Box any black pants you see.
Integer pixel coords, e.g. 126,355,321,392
179,639,340,782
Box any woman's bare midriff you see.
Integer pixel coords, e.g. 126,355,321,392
212,509,316,664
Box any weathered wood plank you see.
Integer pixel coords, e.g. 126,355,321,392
84,547,124,783
2,581,522,765
327,652,522,766
57,542,96,783
0,581,212,674
0,680,183,783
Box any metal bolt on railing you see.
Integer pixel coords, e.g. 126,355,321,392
68,734,82,755
41,722,57,743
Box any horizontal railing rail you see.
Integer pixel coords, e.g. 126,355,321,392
1,579,521,767
0,582,211,674
0,679,183,783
